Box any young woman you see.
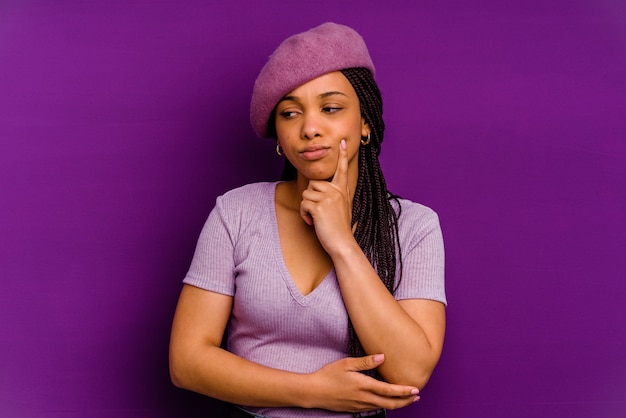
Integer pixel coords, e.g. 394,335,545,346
169,22,446,418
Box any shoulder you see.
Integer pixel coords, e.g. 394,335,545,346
394,197,440,229
218,182,276,203
393,197,443,247
214,182,276,212
392,197,446,304
210,181,277,225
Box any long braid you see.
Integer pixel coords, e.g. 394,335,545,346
340,68,403,365
275,67,403,381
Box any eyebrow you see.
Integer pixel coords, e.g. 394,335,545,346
278,91,348,104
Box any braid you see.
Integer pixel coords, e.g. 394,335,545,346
274,68,403,380
340,68,403,363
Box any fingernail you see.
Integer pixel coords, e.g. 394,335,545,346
373,354,384,363
341,139,346,149
410,389,419,395
413,395,420,403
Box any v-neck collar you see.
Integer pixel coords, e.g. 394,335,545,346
269,182,335,305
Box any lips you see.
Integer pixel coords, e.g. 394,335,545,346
299,145,331,161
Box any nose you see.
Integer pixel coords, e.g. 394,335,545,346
300,111,322,140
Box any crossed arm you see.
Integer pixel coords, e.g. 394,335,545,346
169,143,445,412
169,283,443,412
297,138,446,388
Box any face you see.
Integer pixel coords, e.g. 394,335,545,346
274,71,369,183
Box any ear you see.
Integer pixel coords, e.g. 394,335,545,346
361,118,371,138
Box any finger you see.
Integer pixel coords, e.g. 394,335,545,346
331,139,349,188
349,355,421,399
346,392,416,413
349,353,385,372
369,380,420,399
299,200,314,226
370,392,420,411
302,183,325,199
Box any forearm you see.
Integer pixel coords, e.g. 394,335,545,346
170,344,309,407
331,240,443,388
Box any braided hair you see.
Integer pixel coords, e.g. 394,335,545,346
273,67,403,363
339,67,403,360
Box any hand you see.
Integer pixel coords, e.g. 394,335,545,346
305,354,420,412
300,139,354,253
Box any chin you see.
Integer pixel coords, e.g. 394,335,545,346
305,170,335,181
296,165,334,181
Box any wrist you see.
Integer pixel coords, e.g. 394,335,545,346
327,237,362,263
293,372,320,409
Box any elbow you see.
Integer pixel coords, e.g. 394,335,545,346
169,357,184,389
383,354,441,390
393,367,435,390
401,339,445,389
169,348,190,390
414,356,440,389
412,368,436,390
170,368,184,389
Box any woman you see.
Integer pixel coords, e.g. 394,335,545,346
169,22,446,418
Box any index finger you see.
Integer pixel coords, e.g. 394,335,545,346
331,139,348,188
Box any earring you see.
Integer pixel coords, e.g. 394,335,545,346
276,143,284,157
360,132,371,146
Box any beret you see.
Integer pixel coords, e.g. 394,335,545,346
250,22,375,138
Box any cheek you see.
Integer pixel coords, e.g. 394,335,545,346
275,125,293,145
346,137,361,164
274,117,294,140
344,119,363,163
345,119,364,144
274,123,285,140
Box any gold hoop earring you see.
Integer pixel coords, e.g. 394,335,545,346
361,132,371,146
276,143,284,157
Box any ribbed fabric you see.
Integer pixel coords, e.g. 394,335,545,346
183,182,446,417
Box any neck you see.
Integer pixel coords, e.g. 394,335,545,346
279,172,358,212
298,171,358,197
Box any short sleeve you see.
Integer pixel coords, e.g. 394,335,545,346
394,202,447,305
183,195,237,296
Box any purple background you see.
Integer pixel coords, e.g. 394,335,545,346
1,1,625,417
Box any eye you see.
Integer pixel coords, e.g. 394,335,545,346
322,106,342,114
279,110,300,119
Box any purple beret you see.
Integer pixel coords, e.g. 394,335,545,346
250,22,376,138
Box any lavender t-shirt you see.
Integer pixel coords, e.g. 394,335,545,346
183,182,446,417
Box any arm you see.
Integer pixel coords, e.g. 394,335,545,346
300,141,446,389
169,284,420,411
169,284,305,407
331,243,446,388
